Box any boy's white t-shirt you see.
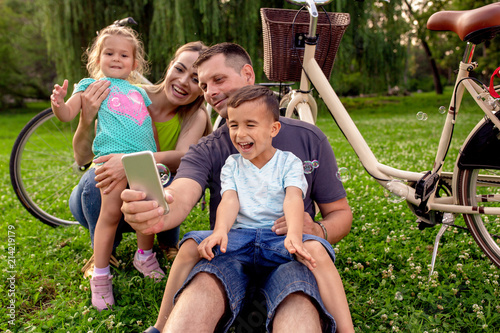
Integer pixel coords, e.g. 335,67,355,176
220,149,308,229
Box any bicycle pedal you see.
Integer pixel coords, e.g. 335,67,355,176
415,171,440,201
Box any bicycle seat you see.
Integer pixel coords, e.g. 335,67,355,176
427,3,500,44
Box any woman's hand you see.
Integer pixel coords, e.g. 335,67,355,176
80,80,110,125
72,80,111,166
94,154,125,194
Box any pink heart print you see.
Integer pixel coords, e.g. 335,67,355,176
107,91,149,126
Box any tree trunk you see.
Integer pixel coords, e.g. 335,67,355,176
421,39,443,95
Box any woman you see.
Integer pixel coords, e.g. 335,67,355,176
69,41,211,278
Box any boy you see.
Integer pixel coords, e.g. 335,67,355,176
162,85,354,332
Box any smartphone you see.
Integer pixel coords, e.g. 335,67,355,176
121,151,169,214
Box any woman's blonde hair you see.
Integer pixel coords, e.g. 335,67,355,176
149,41,211,136
85,25,148,84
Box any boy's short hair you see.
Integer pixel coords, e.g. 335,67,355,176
227,85,279,121
193,42,252,74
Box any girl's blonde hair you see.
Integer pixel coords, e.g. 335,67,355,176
85,25,148,84
148,41,212,136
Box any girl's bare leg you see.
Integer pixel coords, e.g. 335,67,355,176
304,240,355,333
154,239,201,331
137,232,155,253
134,229,165,279
93,178,128,270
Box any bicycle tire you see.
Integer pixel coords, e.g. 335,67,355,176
456,167,500,267
10,108,87,227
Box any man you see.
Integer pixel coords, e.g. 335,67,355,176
122,43,352,332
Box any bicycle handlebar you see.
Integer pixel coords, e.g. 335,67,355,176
286,0,334,17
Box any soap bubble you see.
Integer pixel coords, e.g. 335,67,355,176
385,179,408,204
416,111,428,121
395,291,403,301
303,161,314,174
336,167,351,182
312,160,320,168
438,106,446,114
156,163,171,186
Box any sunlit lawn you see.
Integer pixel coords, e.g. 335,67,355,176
1,91,499,332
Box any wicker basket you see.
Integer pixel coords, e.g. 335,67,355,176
261,8,350,82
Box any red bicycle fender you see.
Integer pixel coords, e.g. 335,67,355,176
489,66,500,98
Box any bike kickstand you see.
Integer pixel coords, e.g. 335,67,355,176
428,213,454,280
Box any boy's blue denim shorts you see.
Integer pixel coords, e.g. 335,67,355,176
176,228,336,332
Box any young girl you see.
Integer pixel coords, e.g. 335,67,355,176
51,25,165,311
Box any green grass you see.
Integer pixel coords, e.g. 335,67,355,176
1,92,500,332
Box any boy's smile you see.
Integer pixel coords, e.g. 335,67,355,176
227,100,281,169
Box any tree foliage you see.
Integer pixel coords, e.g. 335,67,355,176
4,0,500,108
34,0,413,95
0,0,54,109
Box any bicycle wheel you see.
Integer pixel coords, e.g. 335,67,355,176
456,167,500,267
10,108,87,227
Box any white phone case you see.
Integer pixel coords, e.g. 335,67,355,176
121,151,169,214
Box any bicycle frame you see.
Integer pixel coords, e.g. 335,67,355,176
285,11,500,218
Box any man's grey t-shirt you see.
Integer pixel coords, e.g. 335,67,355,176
175,117,346,229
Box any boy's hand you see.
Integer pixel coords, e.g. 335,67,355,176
285,235,317,271
51,79,69,107
198,231,228,260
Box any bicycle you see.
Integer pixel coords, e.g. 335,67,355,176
262,0,500,272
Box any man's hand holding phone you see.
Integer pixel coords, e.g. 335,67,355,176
122,151,171,235
120,187,174,235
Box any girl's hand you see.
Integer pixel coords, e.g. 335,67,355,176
51,80,69,107
94,154,125,194
80,80,110,125
285,235,316,271
198,231,228,260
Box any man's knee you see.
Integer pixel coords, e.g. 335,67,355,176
280,292,317,311
304,240,326,256
181,272,226,303
175,239,200,265
273,292,321,332
168,272,228,331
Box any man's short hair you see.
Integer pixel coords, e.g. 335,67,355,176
194,42,252,74
227,85,279,121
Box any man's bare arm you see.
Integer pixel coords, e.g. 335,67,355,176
272,197,352,244
315,198,352,244
121,177,203,235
